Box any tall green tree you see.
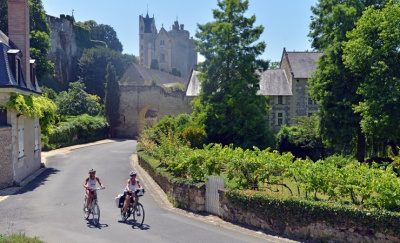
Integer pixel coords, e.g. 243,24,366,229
343,1,400,155
104,62,120,134
0,0,53,81
78,46,135,99
193,0,273,150
75,20,123,52
55,81,100,116
308,0,390,161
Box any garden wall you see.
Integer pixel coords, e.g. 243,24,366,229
138,155,205,212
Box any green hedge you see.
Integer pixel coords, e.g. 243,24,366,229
225,189,400,235
43,114,108,150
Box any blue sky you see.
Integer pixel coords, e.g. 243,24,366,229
42,0,318,62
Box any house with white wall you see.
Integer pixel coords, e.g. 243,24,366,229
0,0,42,189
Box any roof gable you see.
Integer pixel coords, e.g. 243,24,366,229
285,52,323,79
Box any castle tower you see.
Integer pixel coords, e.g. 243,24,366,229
7,0,31,88
139,13,157,67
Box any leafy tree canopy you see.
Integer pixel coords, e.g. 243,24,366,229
55,81,101,117
75,20,123,52
78,46,135,99
307,0,391,160
193,0,274,150
343,1,400,154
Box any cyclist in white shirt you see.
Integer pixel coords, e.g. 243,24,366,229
122,171,144,220
83,168,105,211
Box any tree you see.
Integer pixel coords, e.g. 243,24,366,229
78,46,135,99
0,0,54,81
343,1,400,155
55,81,100,116
171,67,181,77
75,20,123,52
193,0,273,150
308,0,390,161
104,63,120,134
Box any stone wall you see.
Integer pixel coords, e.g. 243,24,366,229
138,154,205,212
47,15,81,86
218,188,399,243
0,126,13,189
115,85,192,138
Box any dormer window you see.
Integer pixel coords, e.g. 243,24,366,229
7,49,23,85
30,59,37,89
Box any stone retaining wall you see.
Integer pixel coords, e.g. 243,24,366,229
138,155,205,212
218,188,399,243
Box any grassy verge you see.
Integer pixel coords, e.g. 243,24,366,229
0,234,44,243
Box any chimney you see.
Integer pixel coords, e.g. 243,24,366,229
8,0,31,88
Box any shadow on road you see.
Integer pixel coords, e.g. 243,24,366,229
13,168,60,195
86,220,109,229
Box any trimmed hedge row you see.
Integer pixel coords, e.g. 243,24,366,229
225,189,400,236
43,114,109,150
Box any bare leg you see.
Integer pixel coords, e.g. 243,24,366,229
123,194,131,213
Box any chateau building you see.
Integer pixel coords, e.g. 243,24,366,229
0,0,42,189
186,48,323,133
139,13,197,78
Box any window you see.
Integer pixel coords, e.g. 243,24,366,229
18,124,24,158
308,113,313,117
277,112,283,126
160,53,165,62
160,40,164,45
277,96,283,105
308,96,317,105
141,34,143,39
0,110,7,125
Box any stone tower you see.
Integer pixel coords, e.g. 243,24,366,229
139,13,157,68
138,13,197,78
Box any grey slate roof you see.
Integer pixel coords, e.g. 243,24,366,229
258,69,292,96
120,63,187,86
0,43,19,87
286,52,323,79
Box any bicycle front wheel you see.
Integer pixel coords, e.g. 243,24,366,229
133,203,145,227
83,196,89,219
92,203,100,226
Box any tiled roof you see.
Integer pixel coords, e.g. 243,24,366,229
286,52,323,79
258,69,292,96
120,63,187,86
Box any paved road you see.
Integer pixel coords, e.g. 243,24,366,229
0,140,302,243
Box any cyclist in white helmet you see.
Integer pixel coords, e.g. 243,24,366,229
121,171,144,220
83,168,105,212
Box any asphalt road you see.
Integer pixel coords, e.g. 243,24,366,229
0,140,301,243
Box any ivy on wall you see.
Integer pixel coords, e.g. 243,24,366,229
4,93,57,135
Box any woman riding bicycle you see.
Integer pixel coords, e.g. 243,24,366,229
122,171,144,220
83,168,105,212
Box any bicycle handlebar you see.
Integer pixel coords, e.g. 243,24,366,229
87,187,104,191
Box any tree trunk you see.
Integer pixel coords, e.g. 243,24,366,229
355,128,365,162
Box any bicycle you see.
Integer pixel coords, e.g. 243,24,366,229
83,187,103,226
120,188,145,227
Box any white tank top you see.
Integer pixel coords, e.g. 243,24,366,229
87,177,97,188
125,179,139,192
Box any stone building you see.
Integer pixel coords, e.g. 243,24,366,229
0,0,42,189
185,48,323,133
139,13,197,78
115,48,322,138
114,63,191,138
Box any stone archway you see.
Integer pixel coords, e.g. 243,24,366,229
138,105,158,134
